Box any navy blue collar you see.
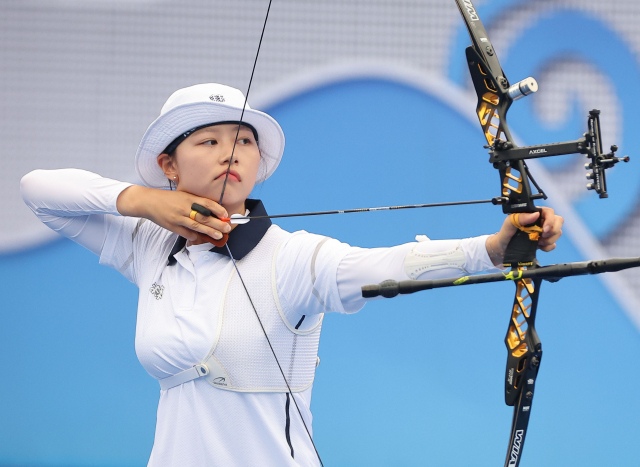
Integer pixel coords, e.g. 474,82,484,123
167,199,272,265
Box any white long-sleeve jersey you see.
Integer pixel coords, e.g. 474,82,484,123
20,169,497,467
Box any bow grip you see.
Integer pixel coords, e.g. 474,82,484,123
502,213,543,268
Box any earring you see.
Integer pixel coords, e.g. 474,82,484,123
173,176,177,179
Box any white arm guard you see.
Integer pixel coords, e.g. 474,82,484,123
403,235,467,280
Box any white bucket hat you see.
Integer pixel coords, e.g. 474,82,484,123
135,83,285,188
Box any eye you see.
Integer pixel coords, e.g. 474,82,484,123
203,139,217,146
238,138,252,145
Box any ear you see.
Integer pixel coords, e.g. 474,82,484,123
157,153,178,180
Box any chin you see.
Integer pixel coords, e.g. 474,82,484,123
217,187,251,206
187,185,221,200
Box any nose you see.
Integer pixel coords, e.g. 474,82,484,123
220,140,241,166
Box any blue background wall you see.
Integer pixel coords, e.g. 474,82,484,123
2,1,640,466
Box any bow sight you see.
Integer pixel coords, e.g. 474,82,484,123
488,110,630,202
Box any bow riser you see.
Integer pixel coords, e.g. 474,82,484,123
504,277,542,407
463,31,541,218
465,47,514,148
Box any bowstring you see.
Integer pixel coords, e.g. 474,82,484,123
217,1,325,465
218,0,271,207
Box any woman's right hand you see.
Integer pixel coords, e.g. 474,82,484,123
116,185,231,242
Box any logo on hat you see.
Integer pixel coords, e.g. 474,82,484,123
209,94,225,102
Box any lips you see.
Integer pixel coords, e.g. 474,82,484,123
216,170,241,182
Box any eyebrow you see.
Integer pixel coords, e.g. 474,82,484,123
198,125,254,135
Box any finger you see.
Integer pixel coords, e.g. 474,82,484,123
515,211,540,227
539,230,562,246
539,206,557,234
497,212,534,247
182,218,225,240
193,198,228,220
540,215,564,238
497,211,542,248
539,243,556,252
191,203,212,217
174,226,199,242
193,232,221,245
500,212,538,239
190,211,231,233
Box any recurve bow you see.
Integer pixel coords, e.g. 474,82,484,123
363,2,631,466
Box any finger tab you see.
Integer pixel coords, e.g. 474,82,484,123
208,232,228,247
191,203,212,217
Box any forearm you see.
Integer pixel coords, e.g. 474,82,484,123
337,236,496,313
116,184,156,219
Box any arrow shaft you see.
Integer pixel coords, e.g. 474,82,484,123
224,197,504,223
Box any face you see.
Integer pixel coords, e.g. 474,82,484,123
158,124,261,212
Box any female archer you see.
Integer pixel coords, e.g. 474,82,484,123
20,83,563,466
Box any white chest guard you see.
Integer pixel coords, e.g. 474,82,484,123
159,225,323,393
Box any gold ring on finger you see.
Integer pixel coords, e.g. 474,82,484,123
190,210,198,221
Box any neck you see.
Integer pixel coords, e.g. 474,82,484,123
224,199,247,219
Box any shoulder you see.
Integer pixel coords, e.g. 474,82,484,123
256,225,328,251
274,227,352,269
136,219,178,256
273,227,331,253
123,218,178,270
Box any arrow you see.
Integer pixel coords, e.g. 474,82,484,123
220,197,508,224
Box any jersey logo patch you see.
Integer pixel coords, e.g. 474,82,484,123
212,377,227,386
149,282,164,300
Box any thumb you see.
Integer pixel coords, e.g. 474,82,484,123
516,211,540,227
497,211,541,246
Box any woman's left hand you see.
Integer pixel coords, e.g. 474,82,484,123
486,206,564,267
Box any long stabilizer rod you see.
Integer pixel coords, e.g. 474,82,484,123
361,257,640,298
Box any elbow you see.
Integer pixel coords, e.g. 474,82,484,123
20,169,47,206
